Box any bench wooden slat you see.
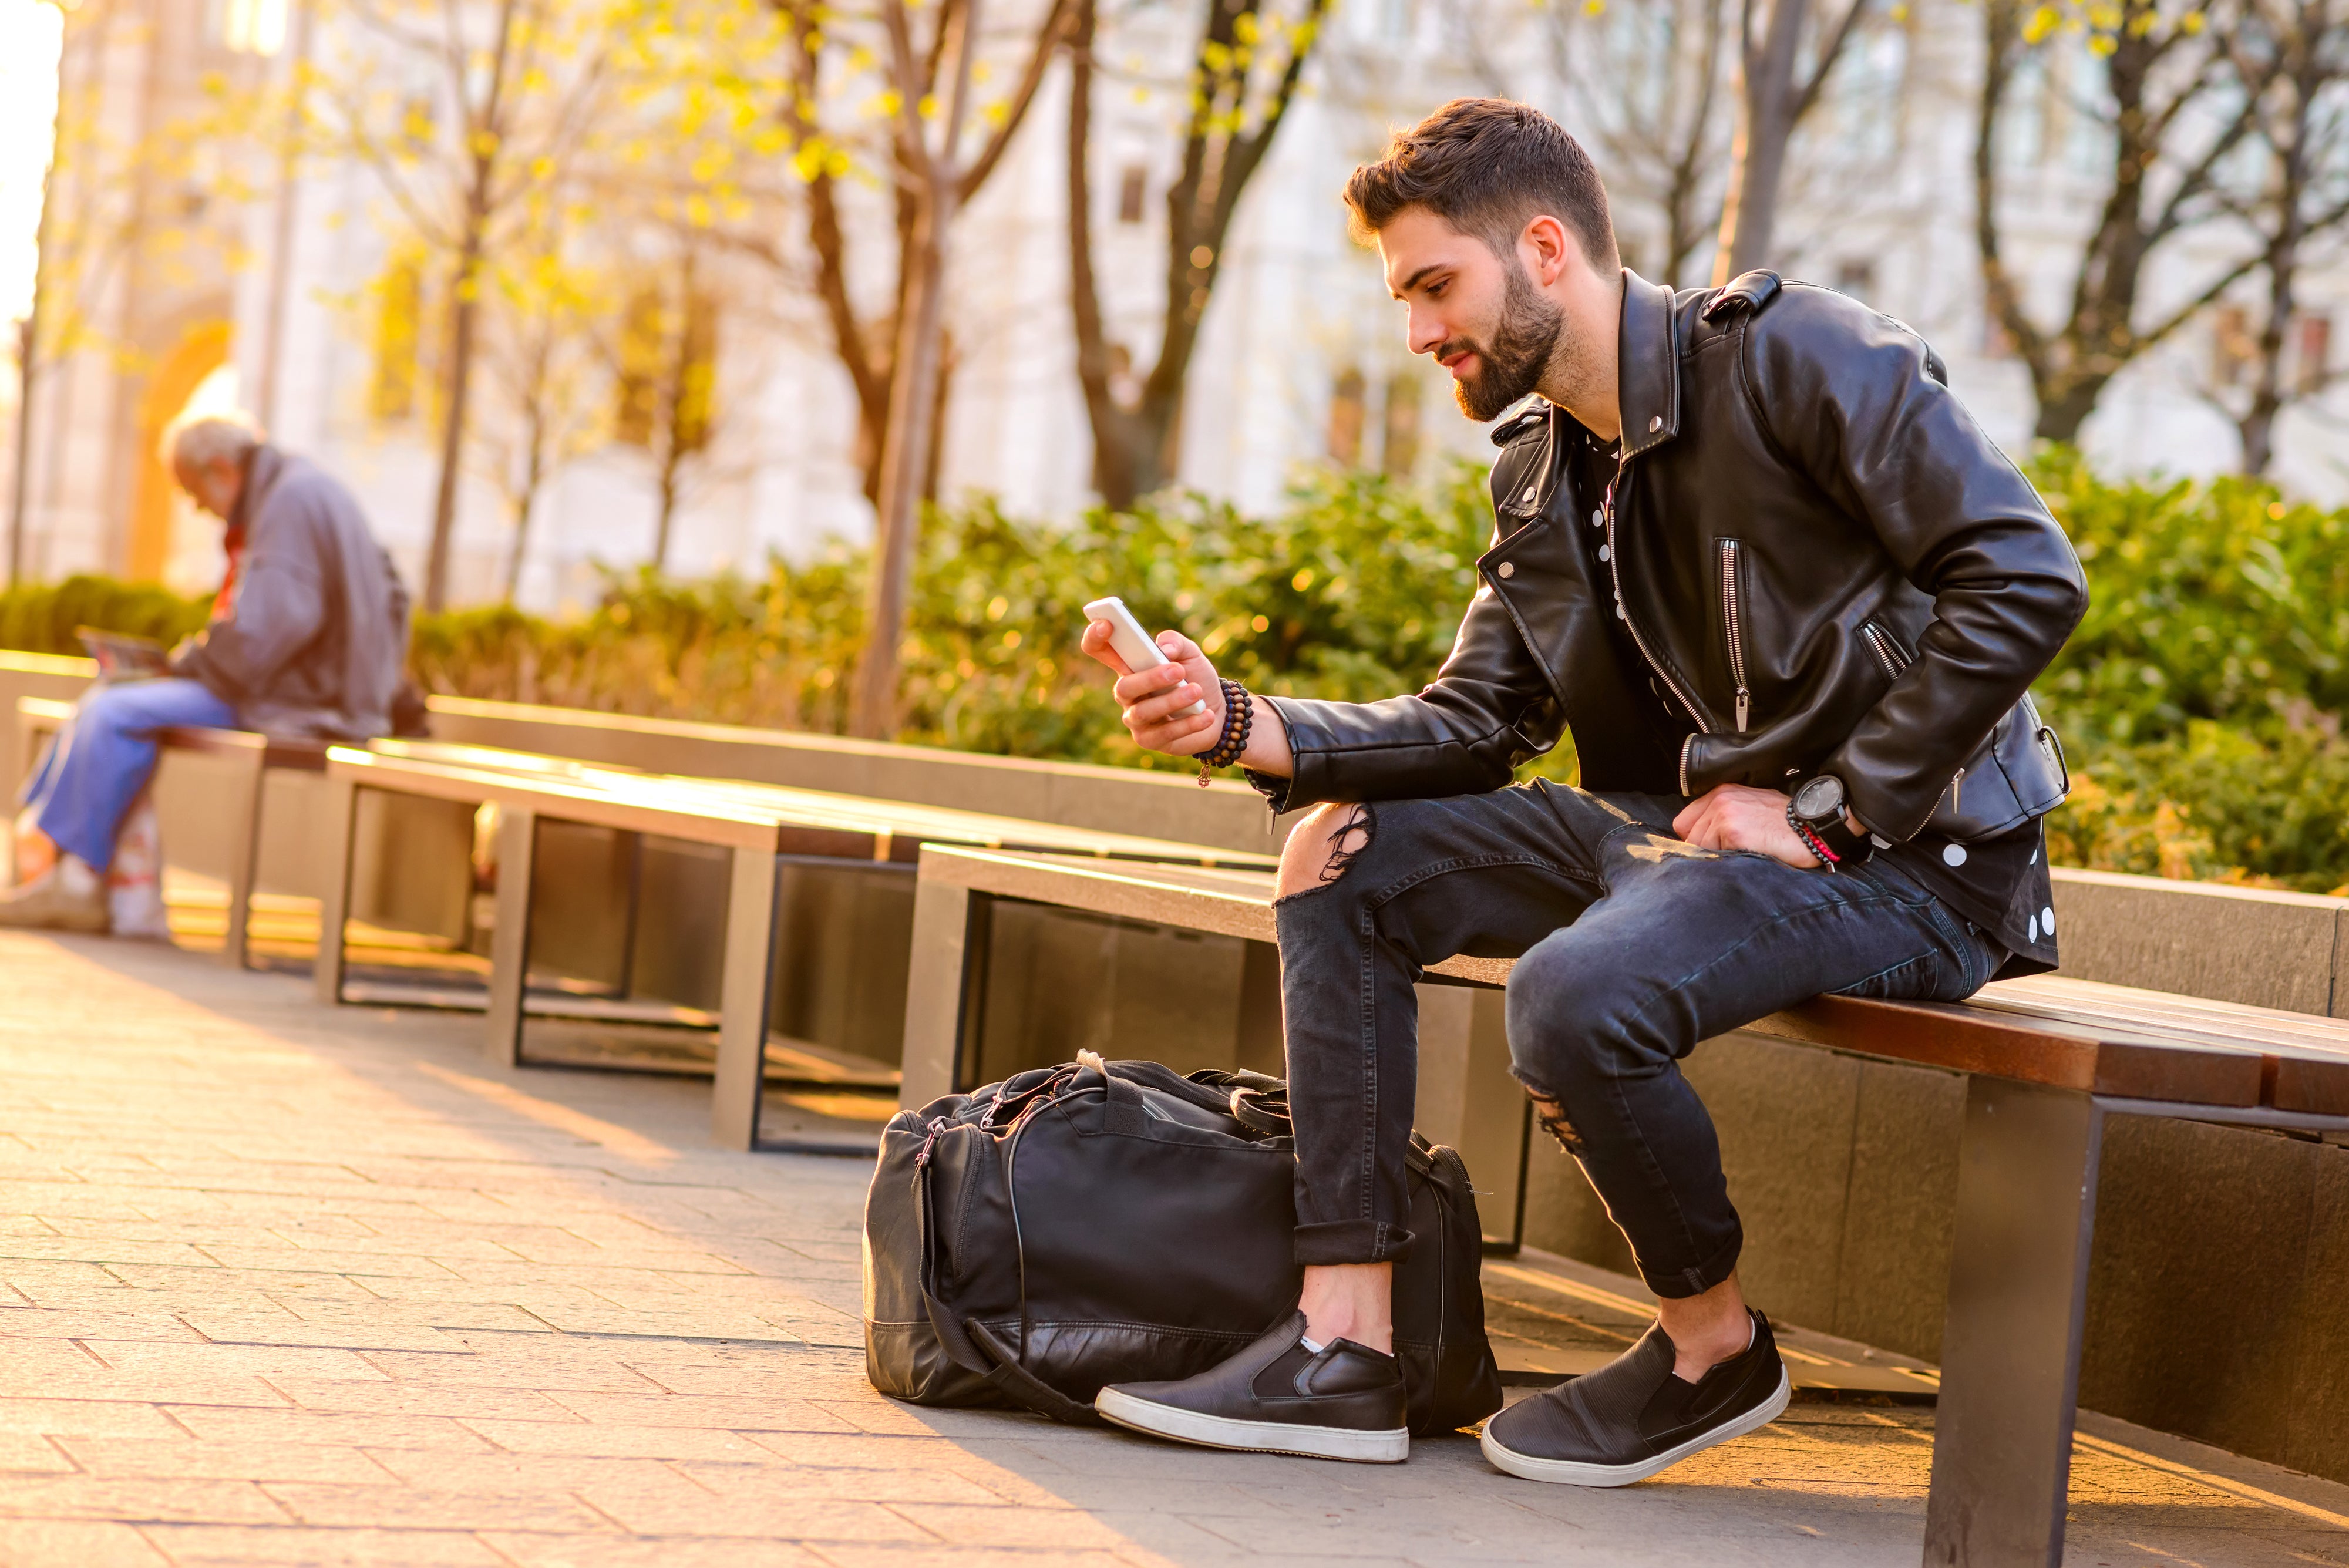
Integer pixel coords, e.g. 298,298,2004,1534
917,845,2326,1111
331,749,785,849
351,743,1281,869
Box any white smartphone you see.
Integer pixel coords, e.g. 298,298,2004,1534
1083,596,1206,716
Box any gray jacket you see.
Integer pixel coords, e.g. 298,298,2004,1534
171,447,411,740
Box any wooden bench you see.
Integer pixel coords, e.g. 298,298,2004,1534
12,694,330,968
315,745,1276,1153
898,844,2349,1568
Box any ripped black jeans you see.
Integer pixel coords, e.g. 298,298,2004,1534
1271,782,2004,1297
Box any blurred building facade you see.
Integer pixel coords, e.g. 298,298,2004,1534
10,0,2346,608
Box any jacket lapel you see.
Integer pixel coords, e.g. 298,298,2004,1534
1617,271,1683,459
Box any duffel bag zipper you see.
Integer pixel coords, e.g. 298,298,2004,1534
1718,539,1751,733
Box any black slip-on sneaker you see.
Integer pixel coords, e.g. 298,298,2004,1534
1480,1308,1789,1486
1096,1310,1409,1463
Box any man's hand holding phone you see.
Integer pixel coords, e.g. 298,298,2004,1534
1078,599,1293,778
1079,618,1224,756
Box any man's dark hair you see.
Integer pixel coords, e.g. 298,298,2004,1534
1344,99,1619,274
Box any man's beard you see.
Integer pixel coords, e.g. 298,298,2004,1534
1440,263,1564,422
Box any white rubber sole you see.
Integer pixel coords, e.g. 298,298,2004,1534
1096,1386,1410,1464
1480,1364,1792,1487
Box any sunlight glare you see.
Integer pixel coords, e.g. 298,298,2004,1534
0,1,64,325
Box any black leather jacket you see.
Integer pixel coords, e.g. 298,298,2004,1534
1256,271,2088,843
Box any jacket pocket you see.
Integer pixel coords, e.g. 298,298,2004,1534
1718,539,1751,733
1923,692,2071,841
1858,615,1913,679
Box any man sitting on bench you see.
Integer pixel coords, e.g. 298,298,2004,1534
4,413,411,933
1081,100,2086,1481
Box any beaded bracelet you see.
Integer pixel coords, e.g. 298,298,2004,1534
1196,679,1254,785
1786,809,1842,870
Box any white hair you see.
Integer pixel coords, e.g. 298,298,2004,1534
165,412,264,471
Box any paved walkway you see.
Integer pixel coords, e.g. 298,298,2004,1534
5,931,2349,1566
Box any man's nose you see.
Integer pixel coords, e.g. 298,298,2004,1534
1407,306,1446,357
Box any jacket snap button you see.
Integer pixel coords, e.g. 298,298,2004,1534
1520,486,1538,504
1590,509,1604,526
1598,544,1610,562
1497,561,1516,579
1615,602,1627,619
1648,415,1663,433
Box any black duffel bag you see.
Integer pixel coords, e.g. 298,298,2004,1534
863,1054,1503,1435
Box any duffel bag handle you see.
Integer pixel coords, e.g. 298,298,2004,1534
964,1318,1102,1425
1228,1085,1292,1137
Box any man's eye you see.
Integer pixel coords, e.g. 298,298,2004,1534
1426,281,1446,298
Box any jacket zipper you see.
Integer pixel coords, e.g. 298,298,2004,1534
1718,539,1750,733
1604,459,1708,752
1860,620,1911,679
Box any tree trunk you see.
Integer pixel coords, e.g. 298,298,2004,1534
850,200,950,738
8,35,68,589
1715,0,1809,280
1065,0,1145,506
1067,0,1327,509
503,452,538,602
425,235,483,613
1976,0,2261,446
422,0,519,613
849,0,983,741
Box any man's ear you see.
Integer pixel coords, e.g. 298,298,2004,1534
1520,214,1576,288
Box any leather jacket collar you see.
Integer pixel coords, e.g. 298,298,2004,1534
1617,271,1682,459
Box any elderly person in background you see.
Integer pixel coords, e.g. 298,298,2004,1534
2,413,411,933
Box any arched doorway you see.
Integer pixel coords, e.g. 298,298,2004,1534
126,319,233,582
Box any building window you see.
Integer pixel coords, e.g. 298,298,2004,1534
2294,313,2331,396
216,0,288,55
1118,166,1147,225
1328,367,1365,467
2212,304,2255,389
371,256,422,423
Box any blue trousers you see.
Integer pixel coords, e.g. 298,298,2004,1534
17,679,236,873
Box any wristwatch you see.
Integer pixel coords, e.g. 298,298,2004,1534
1787,775,1874,869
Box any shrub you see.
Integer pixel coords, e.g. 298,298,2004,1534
2031,449,2349,893
0,575,210,656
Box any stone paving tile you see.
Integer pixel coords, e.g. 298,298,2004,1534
483,1534,825,1567
138,1523,511,1564
0,1516,174,1567
261,1480,612,1531
0,1473,292,1524
55,1435,393,1487
166,1407,503,1452
8,931,2349,1568
0,1431,74,1473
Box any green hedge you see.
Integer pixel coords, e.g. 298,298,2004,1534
0,575,211,657
7,455,2345,893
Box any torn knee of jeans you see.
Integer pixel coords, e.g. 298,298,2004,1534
1317,803,1374,886
1521,1084,1584,1154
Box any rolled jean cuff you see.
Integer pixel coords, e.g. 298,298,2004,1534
1293,1219,1416,1268
1638,1226,1744,1301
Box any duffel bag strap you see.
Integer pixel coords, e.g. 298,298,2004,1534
1227,1085,1292,1137
964,1318,1103,1425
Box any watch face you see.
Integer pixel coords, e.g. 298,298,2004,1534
1793,776,1844,820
